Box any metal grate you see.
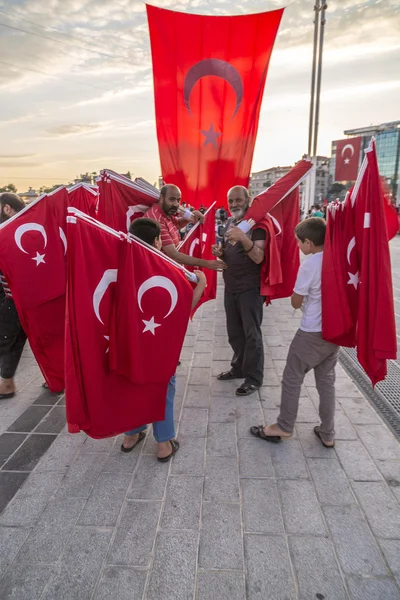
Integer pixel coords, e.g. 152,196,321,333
340,348,400,439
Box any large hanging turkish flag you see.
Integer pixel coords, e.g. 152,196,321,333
335,137,362,182
147,5,283,209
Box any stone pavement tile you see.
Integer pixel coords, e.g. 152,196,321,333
108,501,160,566
270,439,309,479
346,576,400,600
32,389,61,405
146,530,199,600
273,360,287,376
81,436,116,453
3,434,57,472
101,435,143,472
0,527,29,579
213,346,233,361
209,396,236,422
263,408,281,426
7,405,51,432
189,367,211,385
236,407,264,439
207,421,237,456
264,335,286,347
179,345,195,360
78,472,131,526
269,346,289,360
0,472,28,514
41,527,112,600
296,423,336,459
242,478,284,534
289,536,348,600
0,433,27,463
335,441,383,481
34,406,66,434
213,335,229,346
308,457,355,505
244,534,296,600
128,455,169,501
335,379,365,398
170,436,206,476
178,408,208,437
376,460,400,488
380,539,400,574
17,496,86,563
57,451,107,498
210,378,238,397
185,385,210,408
183,335,196,348
94,567,147,600
197,330,214,341
262,368,280,387
199,502,243,570
259,385,281,408
337,397,381,425
323,504,388,576
35,432,85,472
334,410,358,440
296,397,319,423
0,563,52,600
355,425,400,460
197,570,246,600
204,456,239,502
0,495,50,527
15,469,64,499
278,479,326,535
161,475,203,530
352,482,400,538
238,437,274,478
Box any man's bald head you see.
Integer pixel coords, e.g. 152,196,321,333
227,186,250,221
159,184,182,217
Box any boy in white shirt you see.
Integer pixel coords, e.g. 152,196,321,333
250,217,339,448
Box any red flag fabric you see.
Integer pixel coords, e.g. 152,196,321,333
0,191,68,391
97,170,158,232
108,236,192,385
65,212,169,438
178,205,217,315
147,5,283,209
335,137,362,182
68,182,98,217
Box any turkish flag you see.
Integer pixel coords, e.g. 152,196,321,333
97,170,158,232
178,205,217,315
65,212,169,438
335,137,362,182
0,192,68,391
147,5,283,209
108,236,192,385
68,183,98,217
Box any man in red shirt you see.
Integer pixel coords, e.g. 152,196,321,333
146,184,225,271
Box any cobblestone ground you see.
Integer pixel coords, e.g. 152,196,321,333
1,269,400,599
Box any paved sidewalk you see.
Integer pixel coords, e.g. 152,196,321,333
1,286,400,599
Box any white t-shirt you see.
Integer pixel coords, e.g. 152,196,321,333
293,252,323,332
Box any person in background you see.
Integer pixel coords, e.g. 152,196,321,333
121,217,207,461
312,204,324,218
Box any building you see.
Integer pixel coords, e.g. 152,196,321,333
249,166,291,198
19,187,39,204
300,155,330,206
330,120,400,203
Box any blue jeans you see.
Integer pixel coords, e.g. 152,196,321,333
125,375,176,443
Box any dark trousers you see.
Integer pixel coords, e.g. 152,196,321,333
224,288,264,387
0,297,27,379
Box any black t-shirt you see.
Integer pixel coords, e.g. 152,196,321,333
222,220,267,294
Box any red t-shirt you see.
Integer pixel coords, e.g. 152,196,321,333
146,204,180,249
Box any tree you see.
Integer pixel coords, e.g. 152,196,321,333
0,183,17,193
328,182,346,195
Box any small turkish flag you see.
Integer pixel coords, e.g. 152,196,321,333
335,137,362,182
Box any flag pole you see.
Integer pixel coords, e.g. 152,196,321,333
307,0,320,158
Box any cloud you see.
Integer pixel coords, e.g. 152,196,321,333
0,153,39,159
46,123,106,137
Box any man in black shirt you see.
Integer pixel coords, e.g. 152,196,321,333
212,186,267,396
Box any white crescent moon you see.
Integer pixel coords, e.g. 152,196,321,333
138,276,178,319
347,236,356,264
341,144,354,157
189,238,200,257
59,227,67,255
93,269,118,325
126,205,149,231
267,213,282,236
14,223,47,254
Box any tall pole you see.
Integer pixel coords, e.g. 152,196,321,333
308,0,320,157
312,2,327,158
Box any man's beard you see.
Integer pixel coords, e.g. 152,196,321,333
162,200,178,216
231,205,248,222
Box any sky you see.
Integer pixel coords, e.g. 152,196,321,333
0,0,399,191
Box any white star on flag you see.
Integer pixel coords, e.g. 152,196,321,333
142,317,161,335
32,252,46,266
344,158,350,165
348,271,359,290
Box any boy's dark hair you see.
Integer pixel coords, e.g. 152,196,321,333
0,192,25,212
129,218,161,246
295,217,326,246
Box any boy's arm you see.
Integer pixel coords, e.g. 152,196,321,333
291,293,304,310
191,270,207,309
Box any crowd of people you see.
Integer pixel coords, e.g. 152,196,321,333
0,184,338,463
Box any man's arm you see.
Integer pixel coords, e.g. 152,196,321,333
162,244,226,271
224,227,266,265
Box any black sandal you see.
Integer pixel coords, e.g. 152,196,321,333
313,426,335,448
120,431,146,453
0,392,15,400
157,439,180,463
236,382,260,396
217,370,241,381
250,425,281,443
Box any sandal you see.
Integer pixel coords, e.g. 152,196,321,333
236,382,260,396
313,426,335,448
250,425,281,443
120,430,146,453
0,392,15,400
217,370,241,381
157,439,180,463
